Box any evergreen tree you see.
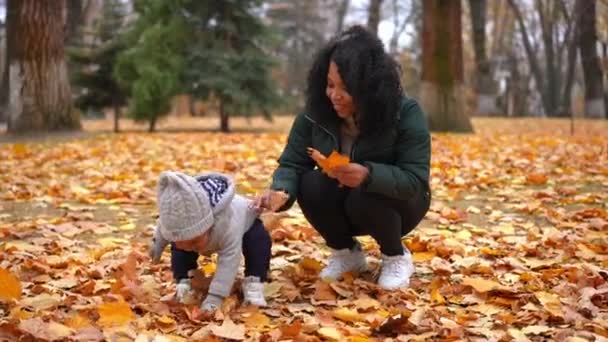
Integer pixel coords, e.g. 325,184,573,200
115,0,282,132
184,1,283,132
114,0,187,132
69,0,128,132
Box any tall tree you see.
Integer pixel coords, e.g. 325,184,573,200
387,0,418,55
116,0,281,132
266,1,328,104
334,0,350,35
69,0,128,132
0,17,6,123
367,0,384,35
577,0,605,118
508,0,578,117
469,0,498,115
421,0,473,132
114,0,187,132
6,0,80,133
65,0,84,44
184,1,283,132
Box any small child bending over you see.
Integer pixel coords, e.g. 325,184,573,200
149,171,271,311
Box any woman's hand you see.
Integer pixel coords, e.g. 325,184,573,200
332,163,370,188
250,190,289,212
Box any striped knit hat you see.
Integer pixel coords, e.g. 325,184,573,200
157,171,235,242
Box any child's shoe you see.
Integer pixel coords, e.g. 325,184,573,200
242,276,267,306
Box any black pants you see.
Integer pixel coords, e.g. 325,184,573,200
171,218,271,281
297,170,430,256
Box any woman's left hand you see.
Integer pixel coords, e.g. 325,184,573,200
332,163,370,188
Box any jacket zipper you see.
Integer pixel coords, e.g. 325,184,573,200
350,139,357,161
304,114,339,150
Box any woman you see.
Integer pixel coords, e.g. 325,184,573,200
254,25,431,290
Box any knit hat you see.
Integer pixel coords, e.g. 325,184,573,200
194,172,235,214
157,171,214,242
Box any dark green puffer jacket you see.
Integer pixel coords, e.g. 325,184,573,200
271,96,431,209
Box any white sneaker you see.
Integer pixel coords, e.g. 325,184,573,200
378,249,415,290
320,243,368,281
242,276,267,306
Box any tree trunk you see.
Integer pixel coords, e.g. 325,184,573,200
421,0,472,132
561,0,579,116
113,101,120,133
0,21,7,123
219,98,229,132
367,0,383,36
148,116,156,132
468,0,497,115
603,42,608,117
576,0,605,118
335,0,350,35
7,0,80,133
65,0,83,45
508,0,551,117
536,0,561,117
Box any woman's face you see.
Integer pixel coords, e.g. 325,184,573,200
326,61,356,119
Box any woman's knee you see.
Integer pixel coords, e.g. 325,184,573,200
344,188,402,230
297,171,341,210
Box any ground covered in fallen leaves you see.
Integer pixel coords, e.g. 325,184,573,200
0,118,607,341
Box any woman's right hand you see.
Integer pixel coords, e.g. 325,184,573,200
251,190,289,212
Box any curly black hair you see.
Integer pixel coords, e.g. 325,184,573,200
305,25,403,136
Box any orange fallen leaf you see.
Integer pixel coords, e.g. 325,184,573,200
280,319,302,339
332,307,365,323
413,251,436,262
318,327,343,341
299,257,323,273
65,313,91,329
19,318,74,341
97,300,135,327
430,277,446,304
0,267,21,301
462,277,505,293
313,281,337,301
526,173,548,185
535,291,563,318
242,311,270,328
210,317,245,340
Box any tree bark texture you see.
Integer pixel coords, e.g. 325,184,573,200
421,0,473,132
7,0,80,133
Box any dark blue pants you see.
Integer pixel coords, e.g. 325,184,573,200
171,218,271,282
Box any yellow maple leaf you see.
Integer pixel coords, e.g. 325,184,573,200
242,311,270,328
318,327,343,341
462,277,504,293
64,313,91,329
0,267,21,301
430,277,446,304
97,300,135,327
413,251,436,262
299,257,323,273
332,307,365,323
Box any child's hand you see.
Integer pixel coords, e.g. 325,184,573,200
251,190,289,212
200,293,223,311
149,224,169,263
175,279,193,303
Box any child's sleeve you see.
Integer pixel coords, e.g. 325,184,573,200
207,237,242,298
